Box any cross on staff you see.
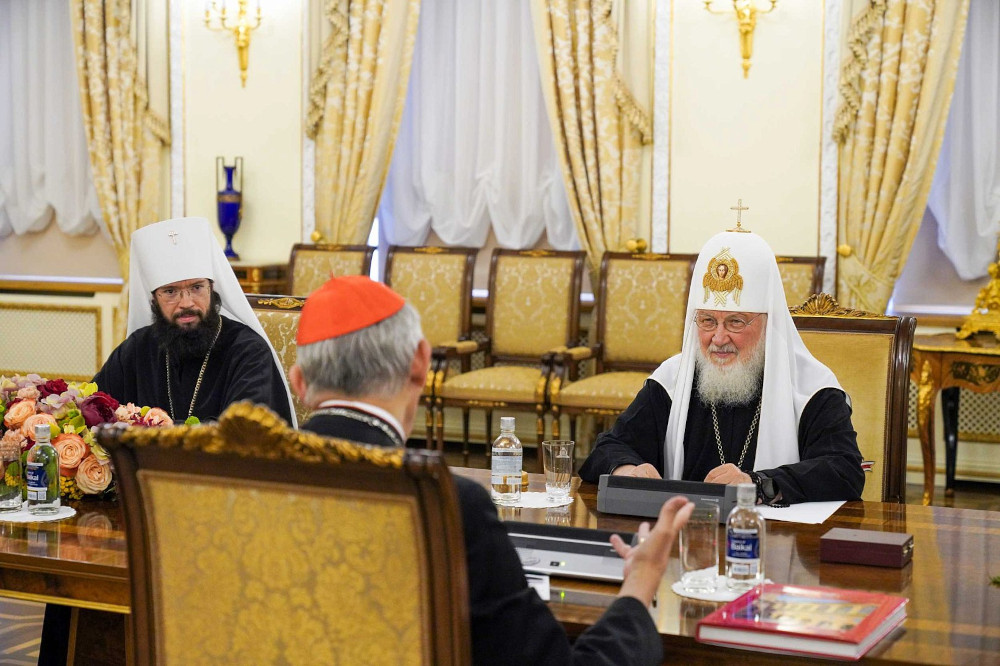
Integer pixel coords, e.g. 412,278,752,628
167,231,179,245
728,199,750,232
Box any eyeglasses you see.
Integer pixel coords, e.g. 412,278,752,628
693,311,764,333
154,281,211,304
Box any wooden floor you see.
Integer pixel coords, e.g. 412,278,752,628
436,441,1000,512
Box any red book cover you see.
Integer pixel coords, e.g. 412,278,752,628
696,583,907,661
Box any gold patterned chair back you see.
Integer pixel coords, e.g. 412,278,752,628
99,403,470,666
384,246,477,348
289,243,375,296
247,294,308,425
776,256,826,307
790,294,915,503
598,252,698,370
488,250,586,361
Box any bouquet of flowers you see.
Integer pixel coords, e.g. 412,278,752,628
0,374,174,500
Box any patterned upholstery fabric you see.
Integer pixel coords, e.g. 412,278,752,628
291,248,372,297
439,366,545,404
142,473,425,664
777,261,822,308
491,255,577,356
253,306,308,425
797,330,893,503
555,371,648,411
387,252,468,348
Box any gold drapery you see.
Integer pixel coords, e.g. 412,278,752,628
70,0,170,343
833,0,969,313
530,0,652,281
306,0,421,244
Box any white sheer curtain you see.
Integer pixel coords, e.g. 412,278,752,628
376,0,576,250
927,0,1000,280
0,0,101,238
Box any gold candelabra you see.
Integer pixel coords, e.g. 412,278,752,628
704,0,778,78
956,236,1000,341
204,0,263,88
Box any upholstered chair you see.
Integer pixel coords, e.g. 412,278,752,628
288,243,375,296
433,249,586,463
99,403,471,666
775,255,826,307
384,246,478,448
547,252,697,443
790,293,915,503
246,293,308,425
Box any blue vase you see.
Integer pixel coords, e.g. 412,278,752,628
216,158,243,260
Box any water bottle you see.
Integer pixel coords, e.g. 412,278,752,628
726,482,764,591
490,417,522,506
26,423,60,515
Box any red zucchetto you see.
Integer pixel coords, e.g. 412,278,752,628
297,275,406,345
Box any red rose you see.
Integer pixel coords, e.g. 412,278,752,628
79,392,121,428
38,379,69,398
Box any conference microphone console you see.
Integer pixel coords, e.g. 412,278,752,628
596,474,737,523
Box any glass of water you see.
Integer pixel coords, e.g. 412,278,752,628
541,440,574,500
0,441,23,512
679,504,720,593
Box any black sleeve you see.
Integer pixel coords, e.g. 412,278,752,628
221,332,293,424
578,380,671,483
761,388,865,504
457,479,661,666
92,340,130,403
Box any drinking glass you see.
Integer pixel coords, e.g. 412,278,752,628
0,442,22,512
541,440,574,500
679,504,720,593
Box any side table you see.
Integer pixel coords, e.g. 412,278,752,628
228,261,288,294
910,333,1000,505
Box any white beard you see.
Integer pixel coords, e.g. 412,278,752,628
695,335,765,406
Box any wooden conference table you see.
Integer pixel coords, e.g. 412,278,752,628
0,469,997,665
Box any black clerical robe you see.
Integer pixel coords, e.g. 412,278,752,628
93,316,292,424
578,379,865,504
302,409,663,666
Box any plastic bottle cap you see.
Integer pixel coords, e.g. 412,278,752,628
34,423,51,439
500,417,515,430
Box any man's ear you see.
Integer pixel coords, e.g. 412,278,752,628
289,364,308,402
409,339,431,390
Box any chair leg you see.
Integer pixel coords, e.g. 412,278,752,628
462,408,471,458
552,410,560,439
434,402,445,452
569,415,577,443
485,409,493,455
424,402,434,450
536,413,545,471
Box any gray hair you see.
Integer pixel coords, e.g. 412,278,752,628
296,302,423,400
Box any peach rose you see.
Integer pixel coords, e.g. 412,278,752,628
53,433,89,473
143,408,173,427
0,429,26,455
3,400,36,428
75,455,113,494
114,403,142,423
16,386,39,401
21,413,57,440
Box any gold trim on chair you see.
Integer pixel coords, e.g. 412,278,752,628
789,293,891,319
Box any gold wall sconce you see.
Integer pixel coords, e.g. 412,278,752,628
704,0,778,78
204,1,263,87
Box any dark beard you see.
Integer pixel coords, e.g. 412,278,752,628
152,291,223,361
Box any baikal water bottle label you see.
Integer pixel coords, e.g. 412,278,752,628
727,527,761,572
26,462,47,501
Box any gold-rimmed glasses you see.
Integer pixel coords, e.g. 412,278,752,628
154,280,212,304
693,311,764,333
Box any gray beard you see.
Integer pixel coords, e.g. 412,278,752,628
695,337,765,406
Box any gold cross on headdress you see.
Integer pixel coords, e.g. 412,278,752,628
728,199,751,233
167,231,179,245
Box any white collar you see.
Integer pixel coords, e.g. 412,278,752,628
314,399,407,443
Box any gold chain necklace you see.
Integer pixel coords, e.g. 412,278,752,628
711,397,762,468
166,317,223,422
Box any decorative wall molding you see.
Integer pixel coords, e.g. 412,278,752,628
301,2,315,242
169,0,184,217
651,1,671,253
820,0,843,295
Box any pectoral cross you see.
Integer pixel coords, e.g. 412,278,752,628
728,199,750,232
167,231,179,245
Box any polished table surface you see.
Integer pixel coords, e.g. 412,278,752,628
0,470,997,664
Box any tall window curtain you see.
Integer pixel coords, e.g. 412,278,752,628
926,0,1000,280
833,0,969,313
306,0,421,245
376,0,577,251
71,0,171,342
530,0,653,279
0,0,101,238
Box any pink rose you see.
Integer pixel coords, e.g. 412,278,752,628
143,408,173,427
16,386,40,401
75,455,113,494
3,400,36,428
114,403,143,424
21,413,57,440
79,392,120,428
53,433,89,474
0,429,26,454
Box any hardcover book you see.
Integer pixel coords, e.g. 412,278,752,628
696,583,907,661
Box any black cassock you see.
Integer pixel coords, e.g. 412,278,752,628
578,379,865,504
93,316,293,424
302,409,663,666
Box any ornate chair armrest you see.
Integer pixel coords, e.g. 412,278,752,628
433,338,486,360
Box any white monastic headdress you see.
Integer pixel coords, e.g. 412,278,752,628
127,217,297,426
650,230,841,478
